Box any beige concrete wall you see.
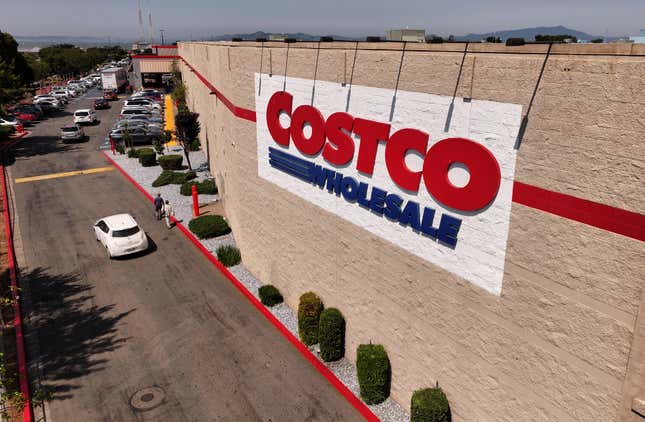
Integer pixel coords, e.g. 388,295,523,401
179,41,645,421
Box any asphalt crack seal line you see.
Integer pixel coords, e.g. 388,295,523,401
103,151,380,422
14,166,114,184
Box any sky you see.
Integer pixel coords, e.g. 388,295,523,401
1,0,643,41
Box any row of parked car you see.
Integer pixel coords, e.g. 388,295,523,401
107,89,166,145
0,75,102,135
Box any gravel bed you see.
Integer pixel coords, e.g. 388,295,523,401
109,146,410,422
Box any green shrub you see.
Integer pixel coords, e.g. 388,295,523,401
411,388,451,422
158,154,183,170
127,148,139,158
259,285,283,307
0,126,13,141
180,179,217,196
356,344,391,404
188,215,231,239
298,292,324,345
216,245,241,267
318,308,345,362
152,170,196,187
138,148,156,166
115,143,125,154
189,139,201,151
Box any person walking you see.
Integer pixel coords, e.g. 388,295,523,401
163,200,175,229
154,193,164,220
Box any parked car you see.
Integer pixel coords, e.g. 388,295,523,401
123,99,162,110
0,116,23,131
73,109,98,125
37,101,63,114
60,124,85,142
49,90,70,103
103,90,119,101
93,98,110,110
12,110,37,122
112,120,162,131
119,108,157,118
11,104,43,121
109,126,162,144
34,97,63,110
119,114,164,124
94,213,149,258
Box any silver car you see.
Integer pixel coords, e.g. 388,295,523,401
60,125,85,142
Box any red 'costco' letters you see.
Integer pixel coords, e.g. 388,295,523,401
266,91,501,212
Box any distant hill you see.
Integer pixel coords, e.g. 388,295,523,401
208,31,357,41
459,26,598,42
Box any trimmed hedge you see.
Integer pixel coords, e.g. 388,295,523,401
127,148,139,158
158,154,183,170
0,126,14,141
318,308,345,362
216,245,241,267
115,143,125,154
180,179,217,196
137,148,156,167
152,170,196,187
411,388,451,422
298,292,324,345
188,215,231,239
356,344,391,404
259,285,283,307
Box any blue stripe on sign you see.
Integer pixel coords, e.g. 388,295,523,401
269,154,314,173
268,148,316,182
269,159,313,182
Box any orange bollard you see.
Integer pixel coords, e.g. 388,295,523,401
192,184,199,217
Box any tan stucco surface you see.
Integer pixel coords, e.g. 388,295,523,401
179,41,645,421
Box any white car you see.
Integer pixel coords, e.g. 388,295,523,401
74,109,97,125
123,99,163,111
33,96,62,107
94,214,149,258
0,116,22,128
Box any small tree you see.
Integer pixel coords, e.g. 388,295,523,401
175,112,200,170
485,36,501,43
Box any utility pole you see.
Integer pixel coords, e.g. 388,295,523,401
160,29,166,45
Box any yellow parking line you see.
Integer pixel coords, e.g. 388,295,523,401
15,166,114,183
164,94,178,146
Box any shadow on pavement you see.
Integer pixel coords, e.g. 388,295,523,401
3,136,84,164
22,267,134,401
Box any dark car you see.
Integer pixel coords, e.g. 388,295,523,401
94,98,110,110
108,126,162,145
103,90,119,101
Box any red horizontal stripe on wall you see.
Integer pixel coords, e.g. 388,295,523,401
178,55,644,242
152,45,178,49
513,181,645,242
131,55,180,59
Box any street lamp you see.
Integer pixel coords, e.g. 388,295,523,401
159,29,166,45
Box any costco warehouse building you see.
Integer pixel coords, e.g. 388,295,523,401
173,40,644,421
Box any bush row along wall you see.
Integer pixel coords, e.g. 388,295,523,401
179,41,645,422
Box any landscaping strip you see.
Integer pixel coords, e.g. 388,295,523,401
0,164,33,422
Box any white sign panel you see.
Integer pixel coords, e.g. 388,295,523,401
255,73,522,295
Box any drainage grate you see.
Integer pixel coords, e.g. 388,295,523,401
130,386,166,411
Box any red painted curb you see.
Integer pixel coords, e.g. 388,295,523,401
102,152,380,421
0,165,33,422
177,54,644,242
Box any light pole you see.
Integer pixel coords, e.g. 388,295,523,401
159,29,166,45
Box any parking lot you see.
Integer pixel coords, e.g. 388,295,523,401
6,87,364,421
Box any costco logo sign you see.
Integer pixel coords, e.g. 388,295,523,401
255,74,522,295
